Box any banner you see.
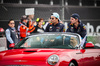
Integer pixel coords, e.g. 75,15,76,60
25,8,35,15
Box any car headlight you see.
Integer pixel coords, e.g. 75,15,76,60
47,55,59,65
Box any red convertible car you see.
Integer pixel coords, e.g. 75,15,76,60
0,32,100,66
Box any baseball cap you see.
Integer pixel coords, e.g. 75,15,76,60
51,12,61,21
21,15,28,21
21,15,27,20
71,13,80,20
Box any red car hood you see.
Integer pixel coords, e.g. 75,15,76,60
0,48,73,61
0,49,64,61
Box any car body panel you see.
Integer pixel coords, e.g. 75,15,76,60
0,49,82,66
1,48,100,66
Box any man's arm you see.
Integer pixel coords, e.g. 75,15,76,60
45,23,50,32
60,24,65,32
5,29,14,43
66,23,71,32
81,25,87,38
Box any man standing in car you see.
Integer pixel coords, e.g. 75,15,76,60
66,13,86,39
45,12,64,32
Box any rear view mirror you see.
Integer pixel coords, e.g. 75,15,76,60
85,43,94,48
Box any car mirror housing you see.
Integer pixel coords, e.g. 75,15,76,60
85,43,94,48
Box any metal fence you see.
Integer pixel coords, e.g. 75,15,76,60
0,6,100,33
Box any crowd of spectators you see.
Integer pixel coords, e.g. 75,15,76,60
1,12,86,50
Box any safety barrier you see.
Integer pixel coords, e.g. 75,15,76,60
0,37,7,51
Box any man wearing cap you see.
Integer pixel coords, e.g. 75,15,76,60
18,15,36,41
66,13,86,39
45,12,64,32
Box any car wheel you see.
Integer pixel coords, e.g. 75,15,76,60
69,62,76,66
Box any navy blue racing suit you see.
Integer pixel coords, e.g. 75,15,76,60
45,22,64,32
66,22,86,39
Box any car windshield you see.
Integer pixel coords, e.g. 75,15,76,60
14,34,80,49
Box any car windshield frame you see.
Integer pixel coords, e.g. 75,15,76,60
14,33,81,49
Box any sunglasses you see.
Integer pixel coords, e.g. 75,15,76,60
10,23,15,24
50,18,54,20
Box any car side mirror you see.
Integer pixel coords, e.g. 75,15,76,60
85,43,94,48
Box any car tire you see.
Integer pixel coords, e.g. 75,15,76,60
69,62,76,66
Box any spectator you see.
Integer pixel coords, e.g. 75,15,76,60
66,13,86,39
5,19,18,50
17,15,36,41
27,14,37,34
32,18,44,33
27,14,35,27
45,12,64,32
25,8,36,28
